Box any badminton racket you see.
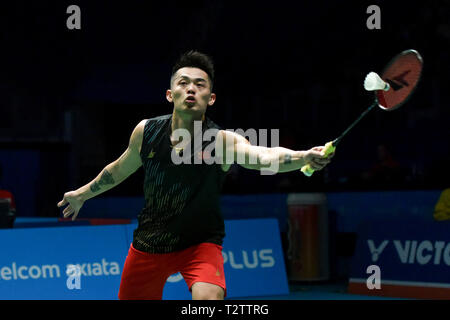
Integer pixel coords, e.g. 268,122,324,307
301,49,423,176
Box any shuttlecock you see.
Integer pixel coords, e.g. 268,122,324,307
364,72,390,91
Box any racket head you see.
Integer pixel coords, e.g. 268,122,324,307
375,49,423,111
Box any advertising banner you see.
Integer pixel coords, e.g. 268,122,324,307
0,219,288,299
348,219,450,299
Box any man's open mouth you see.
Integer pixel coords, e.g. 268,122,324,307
184,97,196,105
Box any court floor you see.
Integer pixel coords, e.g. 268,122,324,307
229,280,410,300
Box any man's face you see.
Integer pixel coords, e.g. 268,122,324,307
166,67,216,117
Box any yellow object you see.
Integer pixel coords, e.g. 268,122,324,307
301,141,336,177
433,188,450,221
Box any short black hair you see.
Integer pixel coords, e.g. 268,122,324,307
171,50,215,89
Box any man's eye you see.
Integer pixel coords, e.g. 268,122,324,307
179,81,187,85
197,83,205,87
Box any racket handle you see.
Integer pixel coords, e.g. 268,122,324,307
300,141,336,177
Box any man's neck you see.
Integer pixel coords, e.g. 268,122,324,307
170,110,205,146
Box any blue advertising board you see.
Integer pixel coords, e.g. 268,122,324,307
0,219,288,299
348,218,450,298
0,225,129,299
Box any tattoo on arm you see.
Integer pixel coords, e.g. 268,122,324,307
284,154,292,164
90,170,115,193
90,182,100,192
99,170,115,186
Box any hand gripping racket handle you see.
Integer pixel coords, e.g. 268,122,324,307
300,141,336,177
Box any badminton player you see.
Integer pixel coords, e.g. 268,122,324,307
57,50,334,300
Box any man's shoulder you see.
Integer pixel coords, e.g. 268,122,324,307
139,114,171,131
147,114,171,123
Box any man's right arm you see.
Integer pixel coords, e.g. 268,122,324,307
57,120,146,220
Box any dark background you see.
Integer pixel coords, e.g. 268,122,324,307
1,1,449,217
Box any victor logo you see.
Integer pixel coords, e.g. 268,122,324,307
367,240,389,262
367,239,450,265
393,240,450,265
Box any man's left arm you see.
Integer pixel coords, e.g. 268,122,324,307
217,130,334,174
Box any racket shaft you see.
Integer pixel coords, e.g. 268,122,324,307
301,102,376,177
334,102,377,146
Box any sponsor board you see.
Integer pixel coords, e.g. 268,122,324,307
0,225,128,299
348,219,450,299
0,219,288,299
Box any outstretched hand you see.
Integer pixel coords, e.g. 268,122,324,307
303,146,335,171
57,191,84,221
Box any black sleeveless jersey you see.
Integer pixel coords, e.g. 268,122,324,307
132,114,228,253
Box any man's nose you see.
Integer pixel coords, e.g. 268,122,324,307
186,83,196,93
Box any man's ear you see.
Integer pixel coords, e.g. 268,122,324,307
166,89,173,103
208,93,216,106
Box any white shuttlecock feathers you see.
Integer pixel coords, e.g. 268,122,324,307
364,72,390,91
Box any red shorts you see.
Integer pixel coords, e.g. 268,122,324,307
118,242,226,300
